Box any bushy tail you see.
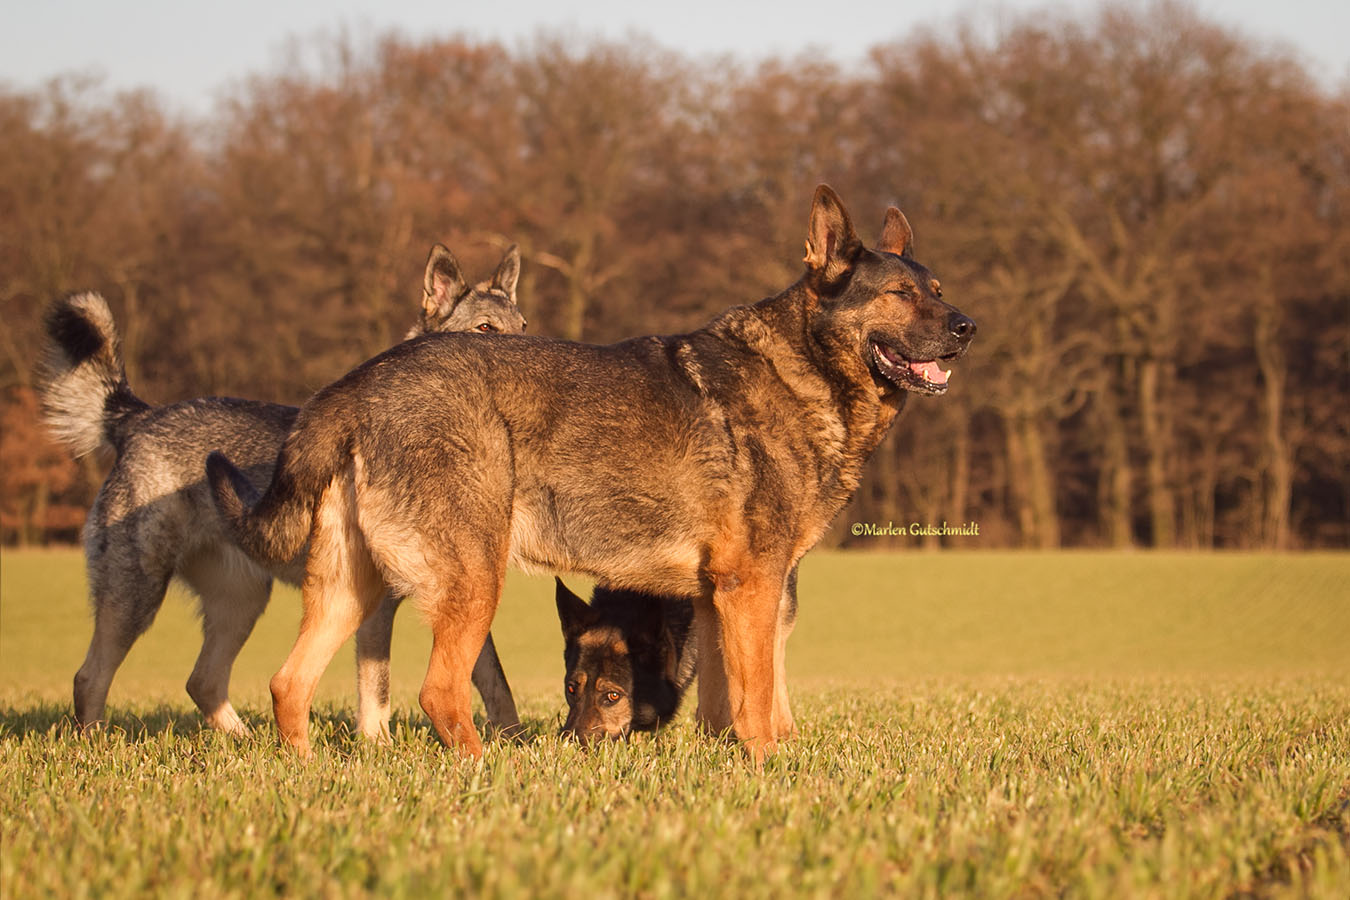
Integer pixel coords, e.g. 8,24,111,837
206,420,350,566
35,292,149,458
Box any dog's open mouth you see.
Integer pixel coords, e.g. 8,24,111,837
870,340,952,395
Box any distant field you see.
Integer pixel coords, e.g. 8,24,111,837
2,549,1348,897
4,549,1348,706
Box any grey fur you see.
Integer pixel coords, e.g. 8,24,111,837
36,292,148,458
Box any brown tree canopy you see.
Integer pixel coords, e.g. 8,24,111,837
2,4,1346,548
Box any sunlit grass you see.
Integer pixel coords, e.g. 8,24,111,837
2,549,1348,897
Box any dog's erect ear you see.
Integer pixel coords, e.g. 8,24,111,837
423,243,467,319
630,600,665,647
646,602,684,687
627,600,680,685
555,578,595,641
876,207,914,259
660,626,681,687
491,244,521,303
803,184,863,286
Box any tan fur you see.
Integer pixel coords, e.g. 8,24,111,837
352,456,441,605
508,495,707,594
415,545,508,760
271,472,386,754
353,594,399,741
772,582,798,739
178,543,273,733
692,593,732,735
877,207,914,258
699,522,789,763
577,629,626,653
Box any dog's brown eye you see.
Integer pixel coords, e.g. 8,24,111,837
476,322,496,333
566,682,576,695
604,691,621,704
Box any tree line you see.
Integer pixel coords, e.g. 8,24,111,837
2,3,1347,549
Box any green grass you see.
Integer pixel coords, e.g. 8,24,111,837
2,549,1348,898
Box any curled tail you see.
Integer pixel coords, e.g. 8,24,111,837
36,292,150,457
206,419,350,566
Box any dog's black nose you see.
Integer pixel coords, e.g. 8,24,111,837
949,313,976,342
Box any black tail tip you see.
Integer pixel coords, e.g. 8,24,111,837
44,297,106,367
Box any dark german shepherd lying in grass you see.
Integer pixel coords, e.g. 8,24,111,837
207,185,976,760
38,245,526,737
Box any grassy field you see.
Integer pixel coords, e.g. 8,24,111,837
2,548,1348,897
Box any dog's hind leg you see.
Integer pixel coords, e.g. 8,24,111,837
471,633,520,733
419,584,500,759
354,437,510,757
270,478,385,755
354,599,519,741
410,538,509,759
73,551,171,728
354,591,401,741
180,547,272,735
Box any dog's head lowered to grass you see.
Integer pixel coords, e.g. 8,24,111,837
555,579,695,745
803,185,976,397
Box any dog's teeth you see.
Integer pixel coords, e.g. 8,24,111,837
943,368,952,380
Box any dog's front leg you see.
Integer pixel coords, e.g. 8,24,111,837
693,593,732,735
708,566,786,763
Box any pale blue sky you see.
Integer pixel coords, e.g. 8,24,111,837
3,0,1346,113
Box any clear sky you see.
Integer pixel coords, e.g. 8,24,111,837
3,0,1346,113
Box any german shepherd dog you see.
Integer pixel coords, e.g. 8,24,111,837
554,578,697,743
208,186,976,760
37,244,526,736
554,571,798,744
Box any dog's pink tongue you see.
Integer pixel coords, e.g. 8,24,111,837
908,360,949,385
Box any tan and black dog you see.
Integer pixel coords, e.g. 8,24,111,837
554,570,798,743
554,578,697,743
37,244,526,737
207,185,976,760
